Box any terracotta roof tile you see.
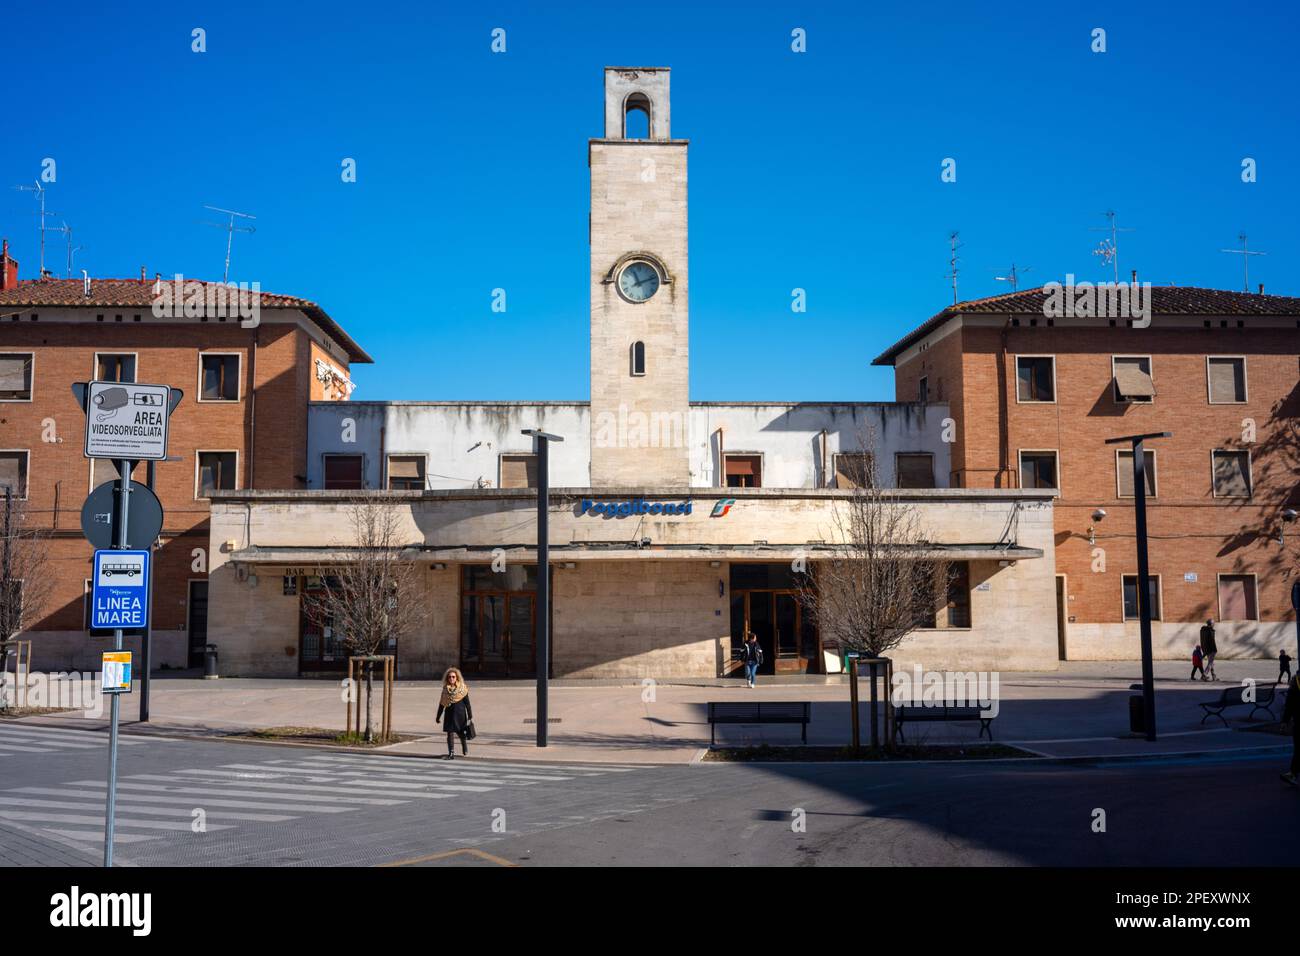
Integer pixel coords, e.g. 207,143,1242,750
0,277,371,363
871,286,1300,366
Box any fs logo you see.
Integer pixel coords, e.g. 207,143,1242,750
711,498,736,517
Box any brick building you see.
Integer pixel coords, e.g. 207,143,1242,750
874,287,1300,660
0,240,371,669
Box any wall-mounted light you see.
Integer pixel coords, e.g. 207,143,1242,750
561,562,577,570
431,563,446,571
718,579,725,598
1280,508,1298,545
709,560,721,568
1088,508,1107,546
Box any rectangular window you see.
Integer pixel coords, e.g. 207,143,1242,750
917,376,929,403
1016,356,1055,403
499,454,538,489
1019,451,1058,490
896,453,935,489
1212,450,1251,498
196,452,237,496
199,353,240,401
1207,357,1247,404
834,453,874,489
724,454,762,488
95,353,137,383
387,455,426,491
1116,449,1157,498
91,458,141,490
323,454,365,490
1122,575,1162,621
0,450,29,498
1112,356,1154,403
0,353,33,401
1218,574,1258,621
946,562,971,628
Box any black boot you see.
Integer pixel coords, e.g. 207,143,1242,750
446,734,455,760
461,734,469,756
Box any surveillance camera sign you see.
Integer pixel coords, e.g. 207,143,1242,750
91,550,151,630
83,381,171,460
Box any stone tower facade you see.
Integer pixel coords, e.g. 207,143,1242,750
589,67,690,487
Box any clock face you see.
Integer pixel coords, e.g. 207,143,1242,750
618,261,660,302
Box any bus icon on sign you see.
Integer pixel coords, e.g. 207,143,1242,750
101,563,141,578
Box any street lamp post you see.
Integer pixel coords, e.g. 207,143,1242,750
1105,431,1171,742
522,429,562,747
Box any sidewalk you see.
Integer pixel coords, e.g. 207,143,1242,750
12,660,1292,764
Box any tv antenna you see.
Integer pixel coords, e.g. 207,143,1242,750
994,262,1032,292
1219,234,1266,292
11,181,60,277
1090,210,1134,284
943,231,962,305
44,221,85,279
200,205,257,283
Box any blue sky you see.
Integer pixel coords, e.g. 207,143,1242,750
5,0,1296,401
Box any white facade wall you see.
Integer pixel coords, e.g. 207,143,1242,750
308,401,950,490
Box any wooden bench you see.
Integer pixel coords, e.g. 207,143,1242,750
893,702,994,742
1198,685,1276,727
707,701,811,745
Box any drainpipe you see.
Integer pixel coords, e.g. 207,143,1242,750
378,424,386,491
998,314,1012,487
819,429,828,488
715,427,725,487
248,332,258,488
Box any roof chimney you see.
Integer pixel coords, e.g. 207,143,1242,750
1258,283,1264,295
1,239,18,291
1130,269,1137,284
140,266,147,282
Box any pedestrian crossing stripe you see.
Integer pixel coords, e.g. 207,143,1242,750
1,740,643,854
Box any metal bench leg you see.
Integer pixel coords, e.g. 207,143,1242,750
980,719,992,741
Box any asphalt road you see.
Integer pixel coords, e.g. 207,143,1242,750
1,721,1295,867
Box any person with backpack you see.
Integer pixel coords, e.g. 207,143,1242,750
1200,619,1219,681
740,632,763,688
1190,643,1206,681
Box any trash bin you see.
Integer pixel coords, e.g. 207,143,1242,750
203,644,219,680
1128,694,1145,733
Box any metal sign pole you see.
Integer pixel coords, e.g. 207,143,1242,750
522,429,563,748
1131,441,1157,742
141,461,155,723
103,461,131,867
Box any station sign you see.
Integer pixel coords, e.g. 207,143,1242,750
83,381,171,461
579,498,693,518
90,549,151,630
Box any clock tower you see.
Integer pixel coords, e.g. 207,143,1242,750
589,67,690,487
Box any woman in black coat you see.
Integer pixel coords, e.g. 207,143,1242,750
436,667,474,759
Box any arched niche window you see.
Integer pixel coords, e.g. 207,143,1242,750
630,340,646,376
624,92,651,139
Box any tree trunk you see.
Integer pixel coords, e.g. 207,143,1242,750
364,661,374,743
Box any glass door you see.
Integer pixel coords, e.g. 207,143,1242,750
507,596,535,677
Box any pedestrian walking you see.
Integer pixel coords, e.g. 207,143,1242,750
1279,649,1293,685
436,667,474,759
740,632,763,688
1190,643,1206,681
1280,673,1299,787
1200,619,1219,681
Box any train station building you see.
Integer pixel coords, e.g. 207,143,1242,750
204,68,1059,679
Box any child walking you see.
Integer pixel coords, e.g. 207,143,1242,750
1190,644,1206,681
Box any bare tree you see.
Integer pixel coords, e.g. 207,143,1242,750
1,488,55,711
800,434,951,746
302,494,422,742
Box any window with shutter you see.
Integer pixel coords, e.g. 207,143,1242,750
1207,358,1246,403
0,451,27,497
322,455,364,490
1217,575,1257,621
96,354,136,383
1016,356,1055,402
1116,450,1157,498
1123,575,1162,620
896,453,935,489
200,354,240,401
500,454,538,489
1019,451,1058,490
0,354,33,400
197,452,238,496
387,455,426,490
834,453,874,489
1212,450,1251,497
1112,356,1155,403
724,455,762,488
